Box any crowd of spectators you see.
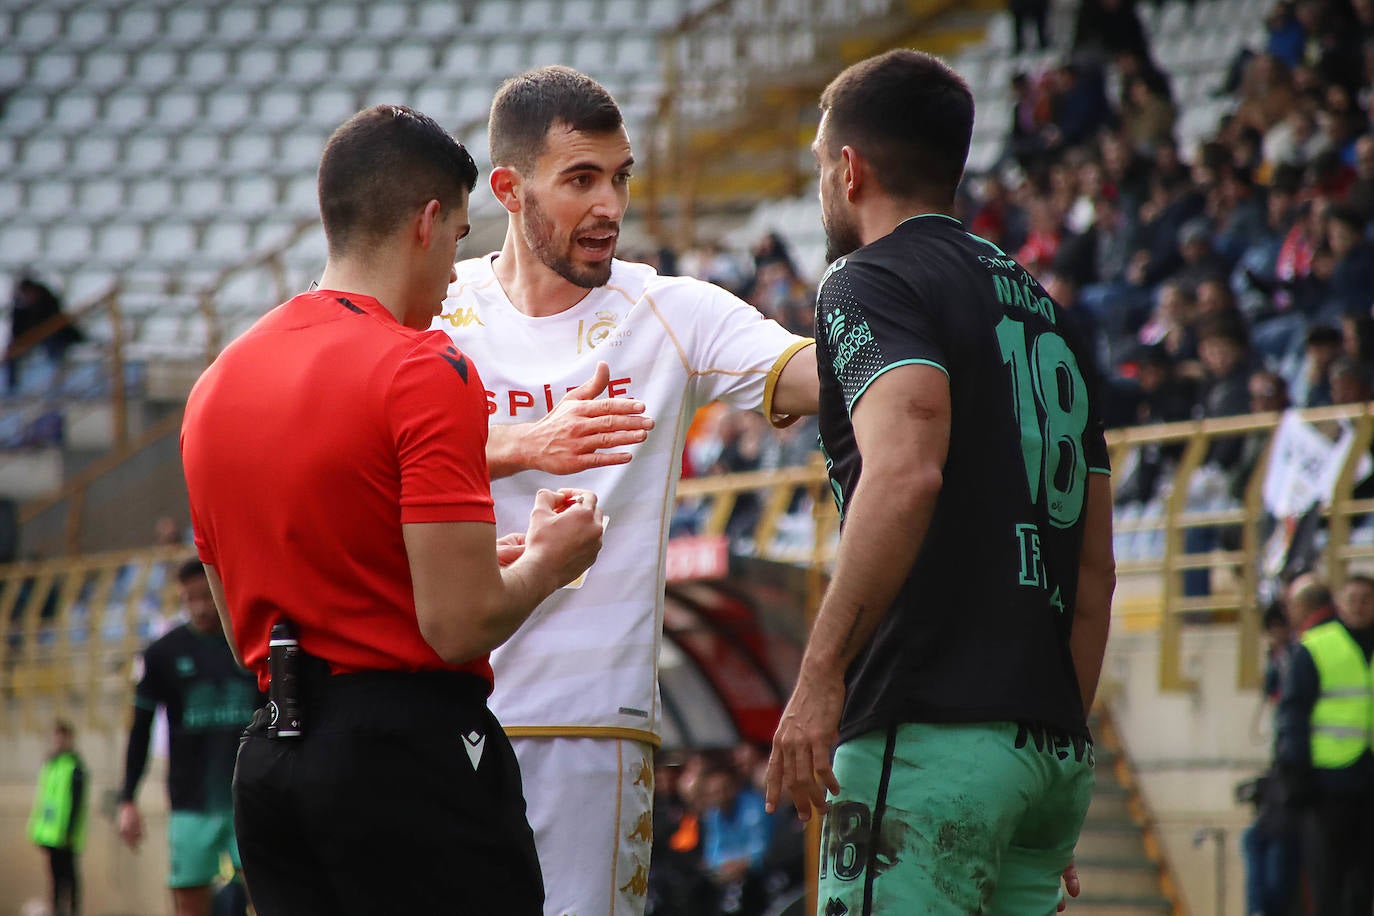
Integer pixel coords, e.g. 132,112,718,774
647,743,806,916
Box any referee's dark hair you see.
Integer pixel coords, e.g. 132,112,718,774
820,49,974,207
489,66,623,174
318,105,478,258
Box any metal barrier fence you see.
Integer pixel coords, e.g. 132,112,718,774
5,402,1374,734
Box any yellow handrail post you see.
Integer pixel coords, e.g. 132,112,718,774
1160,428,1207,692
1236,422,1278,690
1324,410,1374,593
107,286,128,450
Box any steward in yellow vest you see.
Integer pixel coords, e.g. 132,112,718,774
1275,575,1374,916
28,721,87,916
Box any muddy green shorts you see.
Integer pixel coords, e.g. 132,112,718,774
817,721,1094,916
168,809,240,889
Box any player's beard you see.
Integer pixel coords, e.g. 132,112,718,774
523,189,614,289
821,188,862,264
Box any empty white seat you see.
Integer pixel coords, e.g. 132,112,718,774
214,7,261,43
236,48,280,86
282,174,319,218
487,38,530,76
70,136,118,174
472,2,512,33
284,44,331,83
177,133,223,172
0,225,42,262
126,178,176,216
111,8,162,48
147,222,198,260
225,132,274,171
258,87,304,128
229,175,278,214
306,85,358,127
0,49,25,89
30,52,79,89
78,178,125,217
530,38,570,68
252,217,303,251
153,89,200,129
520,0,560,30
204,91,252,129
602,0,641,25
105,89,152,126
439,37,487,79
572,36,612,73
202,221,252,257
366,4,412,40
264,6,310,43
313,5,361,42
389,41,435,79
279,130,326,171
94,223,144,264
412,86,454,122
45,224,94,264
122,132,171,174
82,50,129,90
179,176,227,216
455,84,493,126
131,49,180,88
28,178,76,213
164,6,211,47
137,315,185,348
616,35,655,72
644,0,681,27
1,94,48,134
183,48,232,87
336,44,384,77
415,0,462,33
52,91,100,129
560,0,603,29
14,7,61,49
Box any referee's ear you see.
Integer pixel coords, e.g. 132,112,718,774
491,166,521,214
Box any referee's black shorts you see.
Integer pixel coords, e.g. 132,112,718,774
233,658,542,915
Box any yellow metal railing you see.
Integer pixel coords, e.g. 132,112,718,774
1105,403,1374,692
7,402,1374,734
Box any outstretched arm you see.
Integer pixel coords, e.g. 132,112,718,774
486,362,655,478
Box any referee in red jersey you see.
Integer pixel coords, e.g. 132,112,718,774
180,105,604,915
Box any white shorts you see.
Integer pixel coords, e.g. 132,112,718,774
511,736,655,916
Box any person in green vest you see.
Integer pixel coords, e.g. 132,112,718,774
28,719,87,916
1276,573,1374,916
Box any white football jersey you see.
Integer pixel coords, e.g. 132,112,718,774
435,255,810,742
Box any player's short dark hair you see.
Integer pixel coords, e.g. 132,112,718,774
489,66,623,174
54,719,74,738
1346,574,1374,591
318,105,478,257
819,49,973,206
177,558,207,584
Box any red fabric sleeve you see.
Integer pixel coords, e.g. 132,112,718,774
388,337,496,525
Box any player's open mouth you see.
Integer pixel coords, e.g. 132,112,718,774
576,232,617,257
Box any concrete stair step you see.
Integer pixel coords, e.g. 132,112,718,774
1068,897,1173,916
1075,821,1147,860
1073,858,1163,898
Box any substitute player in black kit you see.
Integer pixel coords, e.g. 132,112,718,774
766,50,1116,915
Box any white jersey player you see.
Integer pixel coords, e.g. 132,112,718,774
436,67,817,915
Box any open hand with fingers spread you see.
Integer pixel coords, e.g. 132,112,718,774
522,362,654,474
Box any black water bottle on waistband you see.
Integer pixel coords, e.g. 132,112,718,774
268,620,303,739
